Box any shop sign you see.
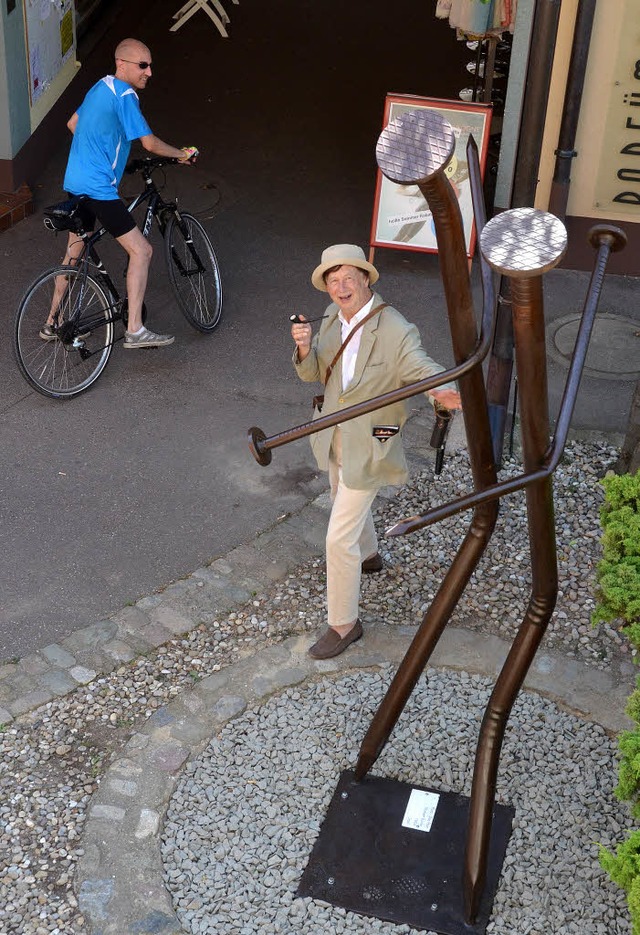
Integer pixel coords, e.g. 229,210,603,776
594,6,640,217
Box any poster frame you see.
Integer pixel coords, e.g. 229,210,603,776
370,93,493,259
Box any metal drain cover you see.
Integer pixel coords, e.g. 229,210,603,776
547,312,640,380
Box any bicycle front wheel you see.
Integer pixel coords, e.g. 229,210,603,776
165,213,222,333
14,266,115,399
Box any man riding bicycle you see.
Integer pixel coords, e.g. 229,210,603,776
43,37,197,349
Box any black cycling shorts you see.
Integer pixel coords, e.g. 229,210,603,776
68,195,136,239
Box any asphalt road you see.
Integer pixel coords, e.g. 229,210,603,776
0,0,472,659
3,0,637,661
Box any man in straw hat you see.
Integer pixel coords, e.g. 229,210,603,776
291,244,461,660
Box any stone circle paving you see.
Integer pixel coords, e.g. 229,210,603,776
162,667,629,935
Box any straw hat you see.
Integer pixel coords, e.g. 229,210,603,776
311,244,379,292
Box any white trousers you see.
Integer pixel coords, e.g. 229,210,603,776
326,430,379,627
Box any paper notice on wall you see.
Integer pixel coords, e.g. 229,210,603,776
25,0,76,105
402,789,440,833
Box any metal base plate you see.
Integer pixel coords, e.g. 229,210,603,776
297,771,514,935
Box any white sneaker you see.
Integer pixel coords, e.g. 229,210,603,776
123,327,175,349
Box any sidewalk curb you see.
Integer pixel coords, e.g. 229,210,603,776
0,495,329,725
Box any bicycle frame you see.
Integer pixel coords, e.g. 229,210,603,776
57,173,181,348
15,155,221,399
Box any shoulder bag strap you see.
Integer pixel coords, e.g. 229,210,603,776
323,302,388,387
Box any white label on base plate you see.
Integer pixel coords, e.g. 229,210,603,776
402,789,440,833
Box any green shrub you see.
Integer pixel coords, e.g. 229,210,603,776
599,831,640,935
596,469,640,929
608,679,640,822
592,469,640,635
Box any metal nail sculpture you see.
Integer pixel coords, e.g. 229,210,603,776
247,108,626,933
248,119,498,469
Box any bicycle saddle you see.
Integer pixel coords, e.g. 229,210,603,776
43,196,87,232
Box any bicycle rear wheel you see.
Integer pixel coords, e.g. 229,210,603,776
14,266,115,399
165,213,222,333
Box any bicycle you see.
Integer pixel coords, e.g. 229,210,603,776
13,156,223,399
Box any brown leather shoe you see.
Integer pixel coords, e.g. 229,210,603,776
308,619,363,660
361,552,383,574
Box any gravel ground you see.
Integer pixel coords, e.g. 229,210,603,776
162,667,630,935
371,438,625,668
259,437,626,671
0,439,631,934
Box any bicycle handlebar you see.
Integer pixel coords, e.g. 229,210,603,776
125,156,182,175
125,149,200,173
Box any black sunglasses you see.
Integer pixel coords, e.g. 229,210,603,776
119,59,152,69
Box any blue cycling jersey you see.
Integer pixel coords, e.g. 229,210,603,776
64,75,152,201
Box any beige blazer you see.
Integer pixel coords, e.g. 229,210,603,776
294,294,452,490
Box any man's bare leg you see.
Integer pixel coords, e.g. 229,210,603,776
119,226,174,347
44,232,85,328
117,226,153,333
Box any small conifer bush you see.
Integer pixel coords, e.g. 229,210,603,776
592,469,640,633
595,469,640,931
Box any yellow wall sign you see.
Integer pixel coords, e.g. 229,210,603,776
594,4,640,216
60,8,74,58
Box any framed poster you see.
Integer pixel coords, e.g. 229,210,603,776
370,94,492,258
